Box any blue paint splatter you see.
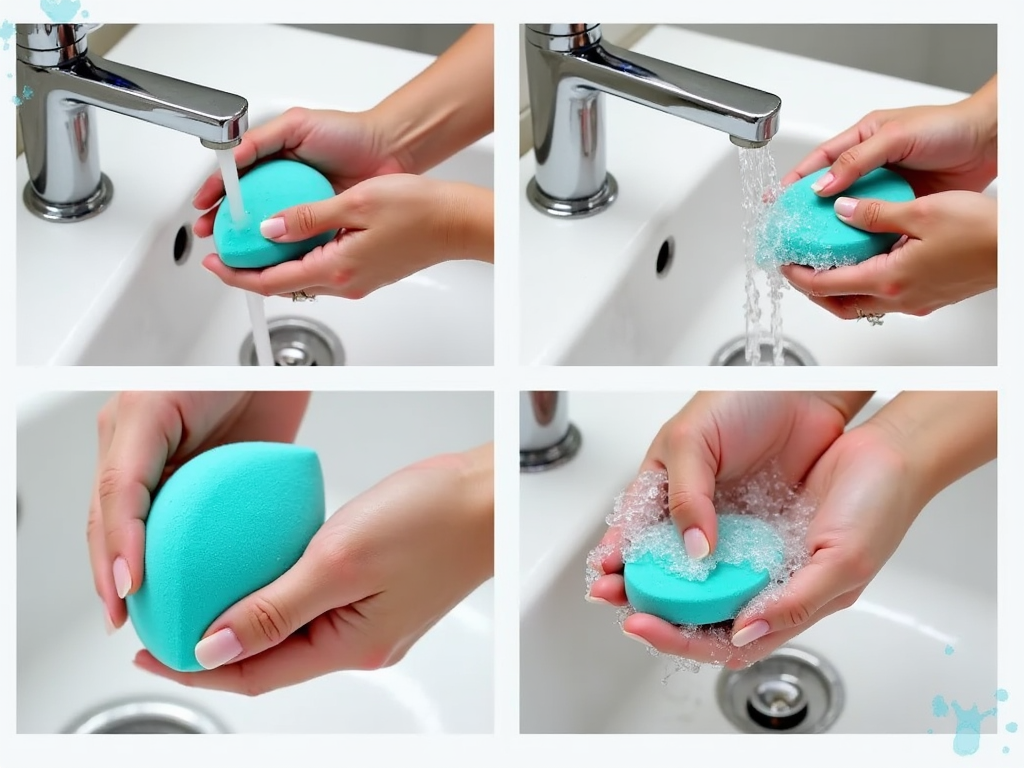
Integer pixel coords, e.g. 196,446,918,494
1008,722,1018,733
932,694,999,756
945,644,955,655
1005,746,1011,754
0,20,15,51
997,689,1009,702
12,85,34,106
927,728,934,734
40,0,83,23
933,695,951,717
82,10,89,18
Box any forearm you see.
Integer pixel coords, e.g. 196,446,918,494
372,24,493,174
461,442,494,581
869,391,996,503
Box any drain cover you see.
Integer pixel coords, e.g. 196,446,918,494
240,316,345,366
710,335,816,366
716,645,844,733
66,700,225,734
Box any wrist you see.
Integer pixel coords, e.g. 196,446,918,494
439,182,493,263
459,443,494,581
815,391,875,424
961,78,998,166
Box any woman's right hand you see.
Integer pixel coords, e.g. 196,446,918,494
781,75,997,197
192,107,407,239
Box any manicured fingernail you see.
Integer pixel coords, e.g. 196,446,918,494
623,631,653,648
104,610,117,635
112,557,132,599
195,628,243,670
732,619,770,647
683,527,711,560
259,217,286,239
810,172,834,193
834,197,857,219
585,594,611,605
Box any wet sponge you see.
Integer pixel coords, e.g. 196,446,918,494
126,442,325,672
757,166,915,269
624,515,784,625
213,159,337,269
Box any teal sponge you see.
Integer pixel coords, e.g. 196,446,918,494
757,166,915,269
213,159,338,269
623,515,784,625
126,442,325,672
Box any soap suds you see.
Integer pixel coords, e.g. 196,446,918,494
586,465,816,676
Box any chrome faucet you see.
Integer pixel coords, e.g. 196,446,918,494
520,392,582,471
524,24,782,218
16,24,249,222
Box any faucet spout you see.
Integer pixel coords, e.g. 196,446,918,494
525,24,782,217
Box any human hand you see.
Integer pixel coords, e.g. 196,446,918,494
781,77,997,198
87,392,311,632
133,443,494,694
201,173,493,300
192,107,407,239
781,190,997,318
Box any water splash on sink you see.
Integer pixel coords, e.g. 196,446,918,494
738,146,785,365
215,149,273,367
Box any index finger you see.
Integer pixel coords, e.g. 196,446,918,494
782,122,870,186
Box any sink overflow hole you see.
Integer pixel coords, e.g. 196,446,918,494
173,225,191,264
655,237,674,277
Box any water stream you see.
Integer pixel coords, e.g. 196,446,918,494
215,148,273,366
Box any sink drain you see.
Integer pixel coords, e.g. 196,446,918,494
65,699,226,734
240,316,345,366
716,645,844,733
710,335,816,366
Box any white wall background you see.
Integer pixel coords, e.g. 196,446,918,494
288,24,471,55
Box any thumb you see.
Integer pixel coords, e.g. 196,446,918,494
259,194,355,243
833,196,920,237
192,552,343,670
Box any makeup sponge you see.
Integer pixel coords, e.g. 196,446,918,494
125,441,325,672
623,515,784,625
757,166,915,269
212,159,338,269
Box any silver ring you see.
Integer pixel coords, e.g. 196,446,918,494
856,308,885,326
291,290,316,302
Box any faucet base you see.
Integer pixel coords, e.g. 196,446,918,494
23,174,114,223
520,423,583,472
526,174,618,219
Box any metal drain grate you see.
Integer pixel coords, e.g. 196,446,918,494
240,316,345,366
710,335,816,366
66,700,226,734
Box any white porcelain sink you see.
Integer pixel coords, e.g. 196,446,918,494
17,391,494,733
16,25,493,366
520,392,996,734
519,27,997,366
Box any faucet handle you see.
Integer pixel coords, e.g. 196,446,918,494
16,23,94,66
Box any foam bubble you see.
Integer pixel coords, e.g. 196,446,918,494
587,464,817,676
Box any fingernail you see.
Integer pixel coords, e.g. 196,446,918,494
810,172,834,193
834,197,857,219
623,631,653,648
195,628,243,670
112,557,132,599
683,527,711,560
104,610,117,635
732,619,770,647
259,217,286,239
585,594,612,605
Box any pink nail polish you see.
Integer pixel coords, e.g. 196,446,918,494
810,172,835,193
833,197,857,219
683,527,711,560
112,557,132,599
195,628,243,669
585,594,611,606
259,217,286,239
623,631,653,648
104,610,117,635
732,619,770,647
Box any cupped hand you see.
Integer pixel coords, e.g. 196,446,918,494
781,190,996,318
781,91,997,197
87,392,311,632
202,173,493,300
133,444,494,695
591,418,925,667
192,107,407,239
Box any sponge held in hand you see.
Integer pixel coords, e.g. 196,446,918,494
757,166,915,269
125,441,325,672
213,159,338,269
623,515,784,626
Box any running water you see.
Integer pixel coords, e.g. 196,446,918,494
737,146,785,366
215,149,274,366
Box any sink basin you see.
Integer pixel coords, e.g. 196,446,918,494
520,392,997,734
16,24,493,366
519,26,997,366
17,391,494,733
